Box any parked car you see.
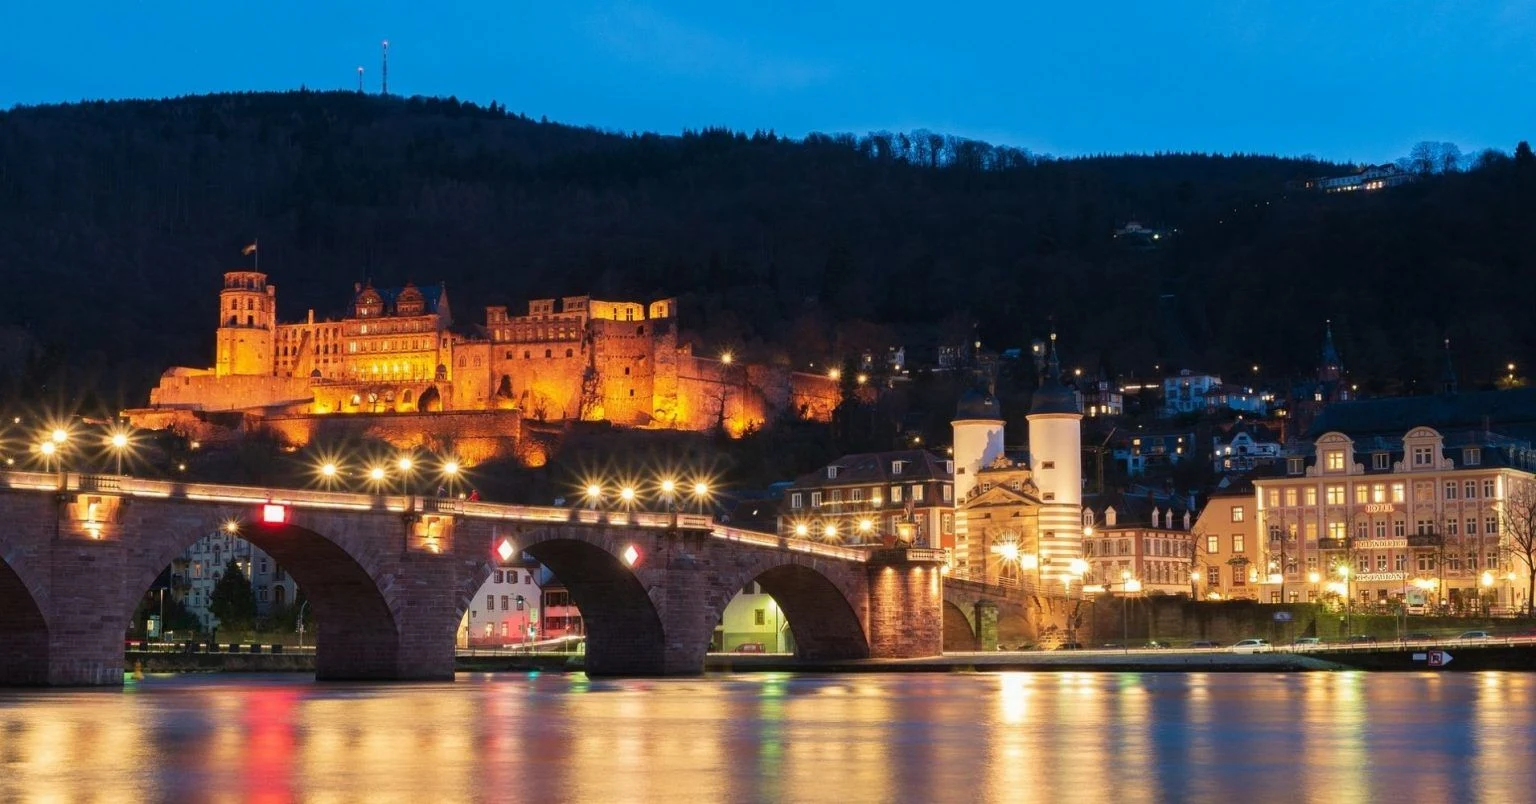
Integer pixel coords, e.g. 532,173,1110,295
1345,634,1378,644
733,642,765,653
1292,637,1322,648
1231,638,1273,654
1144,640,1172,649
1455,630,1492,641
1190,640,1221,649
1056,642,1084,651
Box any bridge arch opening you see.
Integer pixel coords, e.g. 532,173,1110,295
518,538,665,675
718,563,869,662
0,557,49,685
943,599,978,652
127,520,402,680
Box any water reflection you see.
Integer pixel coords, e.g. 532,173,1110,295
0,672,1534,802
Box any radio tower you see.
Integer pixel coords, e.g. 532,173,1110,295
356,66,364,93
381,39,389,95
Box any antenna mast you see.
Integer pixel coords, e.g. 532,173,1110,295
356,66,364,93
381,40,389,95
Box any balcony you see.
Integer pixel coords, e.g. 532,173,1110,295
1317,537,1350,551
1408,532,1444,548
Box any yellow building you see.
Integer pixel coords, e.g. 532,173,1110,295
1253,426,1534,613
1190,487,1262,601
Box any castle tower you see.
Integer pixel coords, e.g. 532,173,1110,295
952,386,1005,504
215,271,276,377
1027,332,1083,591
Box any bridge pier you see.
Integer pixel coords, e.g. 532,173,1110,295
866,549,945,660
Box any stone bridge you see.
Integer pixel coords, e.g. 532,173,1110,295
941,577,1092,651
0,471,945,685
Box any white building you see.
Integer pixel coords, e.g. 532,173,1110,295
461,563,545,647
1162,370,1223,416
175,530,298,630
714,581,793,652
1028,334,1085,591
1213,424,1287,473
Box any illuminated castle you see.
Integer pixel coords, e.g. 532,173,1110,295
129,269,837,451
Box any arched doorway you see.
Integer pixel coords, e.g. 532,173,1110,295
0,557,49,685
418,386,443,413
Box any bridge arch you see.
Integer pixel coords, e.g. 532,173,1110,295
0,553,48,685
127,511,405,680
943,599,978,651
705,555,870,662
514,533,666,676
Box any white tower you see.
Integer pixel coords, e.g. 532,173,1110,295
951,383,1004,577
1027,332,1083,592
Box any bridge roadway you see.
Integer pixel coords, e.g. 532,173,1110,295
0,470,954,685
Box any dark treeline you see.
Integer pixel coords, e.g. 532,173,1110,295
1,89,1533,412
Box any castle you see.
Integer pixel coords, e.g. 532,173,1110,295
127,270,837,458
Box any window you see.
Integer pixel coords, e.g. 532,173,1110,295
1041,461,1056,470
486,595,494,611
1376,555,1388,572
1417,555,1435,572
501,595,510,611
1304,488,1318,507
1467,552,1479,572
754,609,766,626
850,488,863,503
1288,458,1304,475
1393,520,1406,537
1374,520,1387,538
1395,554,1406,571
1231,506,1246,523
1465,480,1477,499
1466,517,1478,537
1354,485,1369,504
942,484,953,502
1487,516,1499,535
1373,453,1389,470
1326,485,1345,505
1416,519,1434,536
1412,446,1434,467
1445,519,1458,537
829,490,841,503
912,485,924,502
1444,482,1458,500
1328,521,1346,540
1371,483,1386,503
1354,519,1368,539
790,493,802,510
1325,450,1346,471
942,513,954,534
811,492,822,507
494,571,505,583
1390,483,1406,503
1232,534,1245,553
1206,535,1220,555
891,461,903,475
890,486,903,504
1464,448,1481,466
827,466,839,480
1484,479,1496,499
1267,489,1280,508
1285,488,1299,507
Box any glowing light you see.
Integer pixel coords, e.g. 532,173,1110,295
1307,571,1321,583
370,466,386,481
1069,558,1088,576
397,456,414,472
1336,565,1350,578
586,484,602,499
620,486,637,503
1124,578,1143,593
1482,571,1496,587
1190,570,1202,582
692,481,710,497
1019,553,1039,570
828,368,842,380
1083,526,1094,537
660,478,676,495
110,433,128,449
442,461,460,477
858,518,873,533
720,352,734,365
794,523,809,537
856,373,868,385
823,524,838,539
38,441,56,457
996,543,1020,562
496,539,515,562
50,428,67,444
260,504,286,524
622,544,640,567
224,521,239,534
320,462,338,478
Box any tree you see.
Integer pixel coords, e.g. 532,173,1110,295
1516,140,1534,168
208,558,258,633
1409,141,1439,175
1499,480,1536,617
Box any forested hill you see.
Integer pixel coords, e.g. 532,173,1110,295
1,89,1533,410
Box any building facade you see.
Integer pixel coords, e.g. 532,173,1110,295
172,530,299,630
461,563,545,648
955,456,1042,585
1253,427,1535,612
1190,488,1262,601
778,449,955,549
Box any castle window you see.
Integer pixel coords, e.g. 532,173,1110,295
624,367,630,376
246,299,254,310
629,389,634,397
565,349,573,358
637,326,645,335
506,351,514,359
524,351,530,359
545,349,552,358
245,315,253,325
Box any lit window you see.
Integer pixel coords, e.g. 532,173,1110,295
1231,506,1245,523
1325,450,1345,471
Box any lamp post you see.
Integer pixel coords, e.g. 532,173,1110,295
1337,564,1352,636
1481,570,1495,615
368,465,388,495
585,483,603,510
1120,570,1142,654
441,460,460,498
108,430,130,476
692,481,711,515
396,456,415,496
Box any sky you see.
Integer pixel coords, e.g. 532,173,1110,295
3,1,1534,162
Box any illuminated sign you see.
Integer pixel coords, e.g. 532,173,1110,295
1355,539,1407,550
1353,572,1405,582
260,504,287,524
1364,503,1396,514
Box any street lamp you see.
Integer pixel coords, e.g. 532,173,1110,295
396,456,415,495
368,465,388,494
619,485,637,506
823,523,839,541
1481,571,1495,614
1337,564,1352,635
585,483,603,509
691,481,711,514
107,430,131,476
441,460,461,497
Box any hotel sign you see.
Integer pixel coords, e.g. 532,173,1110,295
1364,503,1396,514
1355,539,1407,550
1354,572,1406,582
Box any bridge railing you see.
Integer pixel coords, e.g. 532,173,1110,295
710,525,870,562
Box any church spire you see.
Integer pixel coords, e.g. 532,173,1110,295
1439,337,1458,395
1318,319,1342,383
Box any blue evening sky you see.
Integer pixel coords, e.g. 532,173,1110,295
4,1,1533,162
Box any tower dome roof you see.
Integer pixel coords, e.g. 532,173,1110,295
1029,331,1080,416
956,387,1001,420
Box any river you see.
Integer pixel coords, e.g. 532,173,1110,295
1,671,1532,802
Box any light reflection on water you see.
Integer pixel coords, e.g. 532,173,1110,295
1,672,1533,803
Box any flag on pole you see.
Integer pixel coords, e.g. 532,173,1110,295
242,242,258,256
